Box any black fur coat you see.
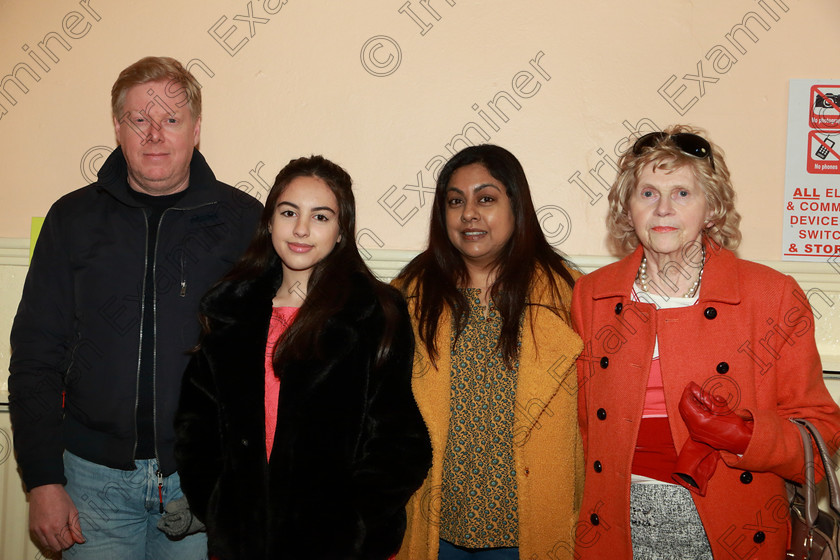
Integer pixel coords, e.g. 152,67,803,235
174,267,431,559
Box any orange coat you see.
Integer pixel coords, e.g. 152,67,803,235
571,244,840,560
395,269,584,560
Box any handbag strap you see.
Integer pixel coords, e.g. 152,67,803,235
792,420,818,527
791,418,840,522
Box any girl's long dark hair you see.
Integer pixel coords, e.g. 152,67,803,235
395,144,576,367
206,155,400,368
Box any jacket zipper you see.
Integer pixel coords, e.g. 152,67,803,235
130,209,150,462
132,200,218,473
180,249,187,297
149,201,217,469
157,470,164,513
151,209,164,466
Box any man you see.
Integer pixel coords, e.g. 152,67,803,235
9,56,262,559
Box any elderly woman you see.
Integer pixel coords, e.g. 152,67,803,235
572,125,840,559
394,144,584,559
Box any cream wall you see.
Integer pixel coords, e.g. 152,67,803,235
2,0,840,557
4,0,837,350
1,0,839,258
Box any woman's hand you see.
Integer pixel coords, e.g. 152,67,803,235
679,381,754,454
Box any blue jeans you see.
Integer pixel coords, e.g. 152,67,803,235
62,451,207,560
438,539,519,559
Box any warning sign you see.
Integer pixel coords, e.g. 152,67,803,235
810,85,840,130
807,131,840,174
784,80,840,262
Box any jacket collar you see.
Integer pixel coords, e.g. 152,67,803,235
525,265,578,309
201,264,378,330
407,267,582,443
96,146,219,208
201,260,284,329
590,240,741,305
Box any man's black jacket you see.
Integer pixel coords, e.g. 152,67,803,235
9,147,262,490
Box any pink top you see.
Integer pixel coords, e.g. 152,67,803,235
642,356,667,417
630,284,699,483
265,306,298,461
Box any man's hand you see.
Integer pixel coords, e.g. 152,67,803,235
29,484,85,552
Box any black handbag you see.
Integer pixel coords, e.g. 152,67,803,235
787,418,840,560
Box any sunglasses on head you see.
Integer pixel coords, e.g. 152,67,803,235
632,132,716,170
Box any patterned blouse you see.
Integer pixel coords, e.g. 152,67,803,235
439,289,520,547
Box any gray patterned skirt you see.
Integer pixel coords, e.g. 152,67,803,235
630,483,714,560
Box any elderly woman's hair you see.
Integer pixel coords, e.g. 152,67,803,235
606,124,741,255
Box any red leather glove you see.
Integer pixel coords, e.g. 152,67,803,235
679,381,754,454
673,439,719,497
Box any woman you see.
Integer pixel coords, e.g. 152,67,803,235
572,125,840,559
394,144,584,559
174,156,432,559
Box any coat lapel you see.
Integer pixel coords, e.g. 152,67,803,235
200,268,280,456
409,271,583,448
515,277,583,441
410,302,452,459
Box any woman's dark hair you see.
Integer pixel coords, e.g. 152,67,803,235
206,155,399,367
395,144,576,367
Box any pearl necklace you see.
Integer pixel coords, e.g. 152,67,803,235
636,247,705,298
